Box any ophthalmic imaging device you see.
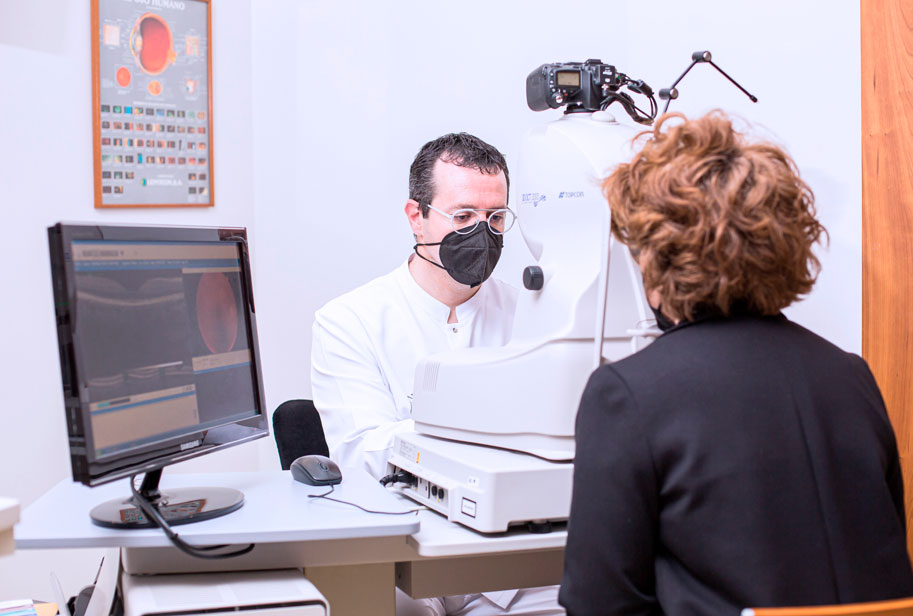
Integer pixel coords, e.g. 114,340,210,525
388,60,661,533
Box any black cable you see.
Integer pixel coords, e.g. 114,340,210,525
308,485,423,515
379,469,413,486
602,91,655,125
630,100,655,123
129,476,255,559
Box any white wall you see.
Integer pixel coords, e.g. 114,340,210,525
0,0,258,600
254,0,861,420
0,0,860,603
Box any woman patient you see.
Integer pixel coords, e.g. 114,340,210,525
558,111,913,615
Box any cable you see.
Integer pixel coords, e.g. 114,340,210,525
602,91,655,125
612,73,658,124
129,476,255,559
308,485,425,515
380,469,414,486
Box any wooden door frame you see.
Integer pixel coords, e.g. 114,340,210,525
861,0,913,556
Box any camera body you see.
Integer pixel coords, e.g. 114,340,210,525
526,59,620,113
526,58,655,124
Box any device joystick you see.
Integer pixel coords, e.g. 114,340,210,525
523,266,544,290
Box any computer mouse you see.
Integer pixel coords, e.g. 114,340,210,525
290,454,343,486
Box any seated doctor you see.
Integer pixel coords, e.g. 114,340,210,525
559,111,913,615
311,133,564,615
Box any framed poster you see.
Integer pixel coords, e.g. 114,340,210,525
92,0,213,208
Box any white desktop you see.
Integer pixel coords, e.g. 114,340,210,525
15,468,565,615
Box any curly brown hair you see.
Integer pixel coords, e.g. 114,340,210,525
604,111,827,322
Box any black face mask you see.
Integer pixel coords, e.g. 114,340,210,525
414,224,503,288
651,304,676,332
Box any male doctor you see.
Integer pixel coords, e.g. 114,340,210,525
311,133,563,615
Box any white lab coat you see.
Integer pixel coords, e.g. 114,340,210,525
311,259,518,479
310,259,563,615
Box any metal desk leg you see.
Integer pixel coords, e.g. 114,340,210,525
305,562,395,616
396,550,564,599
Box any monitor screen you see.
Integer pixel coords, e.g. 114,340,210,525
48,223,268,492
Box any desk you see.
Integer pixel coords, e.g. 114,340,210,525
0,497,19,555
16,470,566,615
397,508,565,598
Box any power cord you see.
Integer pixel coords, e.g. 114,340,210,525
379,469,414,486
129,475,255,559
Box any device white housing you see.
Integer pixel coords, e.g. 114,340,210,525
122,570,329,616
388,432,572,533
411,112,657,461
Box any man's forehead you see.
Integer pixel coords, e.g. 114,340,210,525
431,159,507,193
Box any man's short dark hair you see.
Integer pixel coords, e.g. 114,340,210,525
409,132,509,216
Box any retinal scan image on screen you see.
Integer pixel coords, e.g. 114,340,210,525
71,241,257,459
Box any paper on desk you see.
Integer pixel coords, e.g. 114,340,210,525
0,600,36,616
0,600,56,616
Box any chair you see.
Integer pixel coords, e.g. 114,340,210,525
272,399,330,470
742,597,913,616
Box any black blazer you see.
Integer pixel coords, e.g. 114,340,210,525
559,314,913,615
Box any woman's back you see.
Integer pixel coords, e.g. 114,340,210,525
565,314,912,613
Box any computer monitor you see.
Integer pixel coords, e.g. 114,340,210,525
48,223,268,529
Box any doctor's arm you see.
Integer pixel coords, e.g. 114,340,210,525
559,368,661,616
310,308,414,479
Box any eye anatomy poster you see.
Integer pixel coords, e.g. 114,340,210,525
92,0,213,208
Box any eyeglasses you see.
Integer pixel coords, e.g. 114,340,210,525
424,204,517,235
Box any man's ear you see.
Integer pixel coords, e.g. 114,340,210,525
405,199,424,238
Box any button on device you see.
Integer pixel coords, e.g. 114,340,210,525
523,266,544,290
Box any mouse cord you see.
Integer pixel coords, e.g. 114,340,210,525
130,476,256,559
308,485,425,515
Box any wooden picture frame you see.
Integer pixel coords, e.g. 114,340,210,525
91,0,213,208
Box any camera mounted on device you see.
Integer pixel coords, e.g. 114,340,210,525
526,59,657,124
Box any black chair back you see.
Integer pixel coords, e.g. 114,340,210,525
272,399,330,470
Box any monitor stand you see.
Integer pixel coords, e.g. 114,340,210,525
90,468,244,529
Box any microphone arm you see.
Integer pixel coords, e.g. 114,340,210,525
658,50,758,115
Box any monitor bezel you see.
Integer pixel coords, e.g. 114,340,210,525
48,222,268,487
